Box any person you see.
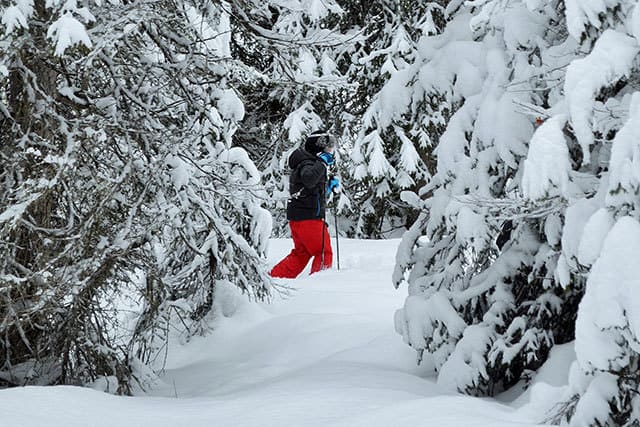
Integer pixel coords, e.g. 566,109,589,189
270,130,340,278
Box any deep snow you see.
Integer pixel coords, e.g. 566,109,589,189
1,238,569,427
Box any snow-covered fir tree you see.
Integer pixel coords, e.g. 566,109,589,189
235,0,447,239
393,0,586,397
217,1,446,239
394,0,640,423
2,0,640,422
0,0,273,393
225,0,354,235
543,1,640,425
336,0,444,238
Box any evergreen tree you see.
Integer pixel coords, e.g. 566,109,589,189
542,1,640,424
226,0,353,236
232,0,448,239
336,0,445,238
0,0,272,393
393,0,585,396
562,120,640,424
394,2,640,421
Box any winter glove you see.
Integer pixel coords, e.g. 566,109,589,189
317,151,335,166
326,177,339,196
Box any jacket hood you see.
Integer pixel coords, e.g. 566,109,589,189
304,132,333,154
288,147,317,169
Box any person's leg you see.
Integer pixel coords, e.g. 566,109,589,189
308,220,332,274
269,221,312,278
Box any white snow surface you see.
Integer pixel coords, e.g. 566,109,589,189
563,30,639,164
2,4,30,34
216,89,245,122
522,115,570,200
46,12,93,56
575,216,640,372
1,239,565,427
564,0,620,41
577,208,614,266
606,91,640,210
570,216,640,425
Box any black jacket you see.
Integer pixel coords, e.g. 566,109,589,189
286,148,328,221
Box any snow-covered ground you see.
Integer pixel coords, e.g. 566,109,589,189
1,238,571,426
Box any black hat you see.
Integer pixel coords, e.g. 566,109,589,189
304,130,335,154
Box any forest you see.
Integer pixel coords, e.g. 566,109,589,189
2,1,640,426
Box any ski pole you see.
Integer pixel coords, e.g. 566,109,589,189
333,192,340,270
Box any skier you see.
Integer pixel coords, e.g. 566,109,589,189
270,130,340,278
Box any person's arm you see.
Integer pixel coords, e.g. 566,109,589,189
299,160,326,189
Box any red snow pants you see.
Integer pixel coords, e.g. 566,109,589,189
270,219,333,278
